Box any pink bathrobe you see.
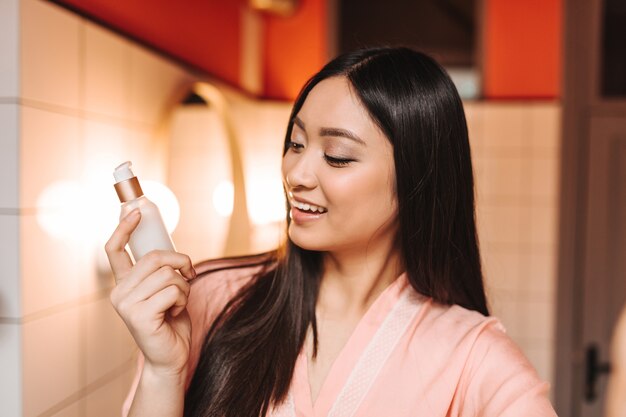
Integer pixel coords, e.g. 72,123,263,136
123,260,558,417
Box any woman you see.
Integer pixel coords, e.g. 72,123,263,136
106,47,558,417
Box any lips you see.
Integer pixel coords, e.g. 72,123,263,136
288,194,328,224
288,193,328,214
290,199,327,214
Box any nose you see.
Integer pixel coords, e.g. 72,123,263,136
283,151,317,191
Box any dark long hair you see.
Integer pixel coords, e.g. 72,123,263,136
184,47,488,417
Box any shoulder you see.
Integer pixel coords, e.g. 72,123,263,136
430,303,556,416
408,300,555,415
413,298,505,350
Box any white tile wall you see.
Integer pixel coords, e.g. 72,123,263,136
129,45,193,126
82,118,130,179
20,0,80,109
0,0,19,98
50,401,82,417
83,22,131,120
526,249,558,297
84,366,135,417
481,103,528,150
13,3,196,415
19,106,82,210
0,323,22,417
468,100,561,395
529,103,561,154
83,298,135,386
23,307,81,417
0,215,20,318
0,104,19,209
477,204,523,244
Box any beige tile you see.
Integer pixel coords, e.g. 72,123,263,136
23,307,81,417
83,298,136,386
0,215,20,318
129,45,191,126
463,101,485,152
530,156,560,202
83,119,131,185
529,103,561,154
488,290,522,341
0,0,19,98
523,342,555,388
20,106,82,210
0,104,19,208
20,0,80,108
78,237,117,300
20,214,82,316
84,366,136,417
517,298,556,342
476,204,521,244
126,126,161,180
0,324,22,417
524,249,558,297
530,205,559,246
482,103,530,149
50,400,82,417
474,156,525,198
481,246,522,293
168,106,230,156
83,22,131,120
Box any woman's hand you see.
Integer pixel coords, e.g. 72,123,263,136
105,209,196,379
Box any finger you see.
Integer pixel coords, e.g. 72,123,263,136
127,250,195,288
141,285,188,318
105,209,142,277
128,267,190,306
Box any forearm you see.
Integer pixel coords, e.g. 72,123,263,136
128,365,187,417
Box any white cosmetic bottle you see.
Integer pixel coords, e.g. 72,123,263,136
113,161,175,261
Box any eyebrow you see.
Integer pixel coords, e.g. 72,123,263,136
293,116,366,146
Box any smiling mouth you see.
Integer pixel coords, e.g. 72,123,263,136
290,199,328,214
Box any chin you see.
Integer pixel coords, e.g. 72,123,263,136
288,228,331,252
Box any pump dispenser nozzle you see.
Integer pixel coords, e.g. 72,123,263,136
113,161,135,182
113,161,144,203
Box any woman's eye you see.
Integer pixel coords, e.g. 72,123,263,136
324,154,354,167
286,140,304,152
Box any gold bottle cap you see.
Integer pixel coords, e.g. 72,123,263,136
114,177,144,203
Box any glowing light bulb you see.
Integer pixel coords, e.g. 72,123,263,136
36,180,85,242
246,177,286,225
213,180,234,217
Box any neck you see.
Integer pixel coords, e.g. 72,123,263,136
317,240,404,319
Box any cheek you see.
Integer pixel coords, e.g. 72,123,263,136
327,167,397,215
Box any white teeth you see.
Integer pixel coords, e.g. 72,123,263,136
291,200,327,213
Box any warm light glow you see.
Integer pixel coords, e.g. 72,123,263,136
36,180,85,242
246,176,286,225
213,180,234,217
36,179,180,242
141,180,180,233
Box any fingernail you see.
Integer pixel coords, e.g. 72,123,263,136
125,209,141,221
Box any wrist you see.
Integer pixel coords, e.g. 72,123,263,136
142,362,188,387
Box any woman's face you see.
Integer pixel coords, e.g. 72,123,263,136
282,76,398,253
